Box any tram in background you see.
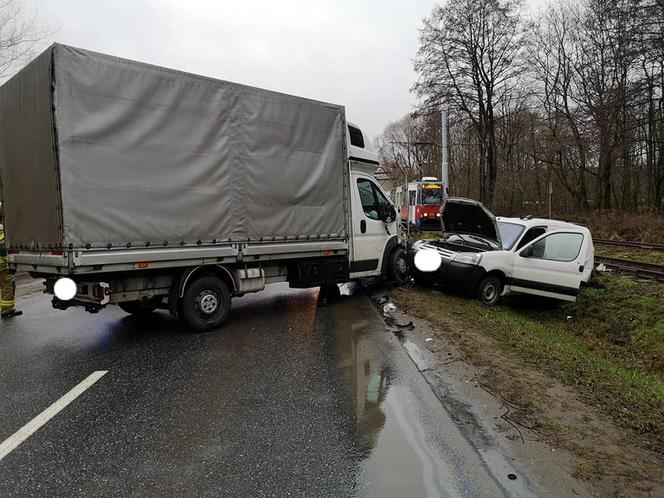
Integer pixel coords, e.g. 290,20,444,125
392,177,445,230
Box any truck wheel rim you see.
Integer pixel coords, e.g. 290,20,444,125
483,284,497,301
396,256,408,275
196,291,219,316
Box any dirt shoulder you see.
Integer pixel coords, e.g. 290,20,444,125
389,279,664,498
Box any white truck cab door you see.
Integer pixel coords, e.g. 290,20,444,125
509,230,588,301
351,173,393,277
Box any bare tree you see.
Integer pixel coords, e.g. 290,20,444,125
375,113,442,186
528,1,594,211
637,0,664,210
0,0,46,79
402,0,664,214
413,0,525,208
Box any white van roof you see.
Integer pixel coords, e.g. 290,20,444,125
497,217,587,232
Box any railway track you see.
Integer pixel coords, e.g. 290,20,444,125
593,238,664,251
594,255,664,282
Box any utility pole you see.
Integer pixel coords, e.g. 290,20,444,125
441,109,449,199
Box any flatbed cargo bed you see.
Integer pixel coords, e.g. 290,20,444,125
13,240,348,276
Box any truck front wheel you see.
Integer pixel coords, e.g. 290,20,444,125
389,247,409,286
181,276,231,332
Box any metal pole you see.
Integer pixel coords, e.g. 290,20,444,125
548,181,553,219
441,109,450,199
405,170,410,245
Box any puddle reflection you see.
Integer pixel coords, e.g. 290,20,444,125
322,287,393,457
322,286,453,498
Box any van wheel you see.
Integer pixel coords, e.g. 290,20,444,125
477,276,501,306
389,247,409,285
118,299,159,317
181,276,231,332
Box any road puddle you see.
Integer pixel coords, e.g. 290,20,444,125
325,292,458,497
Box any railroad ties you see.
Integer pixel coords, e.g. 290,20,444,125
593,239,664,283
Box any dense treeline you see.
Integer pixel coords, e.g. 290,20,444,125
376,0,664,214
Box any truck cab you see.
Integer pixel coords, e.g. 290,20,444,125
346,123,404,282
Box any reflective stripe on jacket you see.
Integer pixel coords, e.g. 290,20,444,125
0,226,6,265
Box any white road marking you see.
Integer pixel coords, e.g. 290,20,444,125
0,370,108,461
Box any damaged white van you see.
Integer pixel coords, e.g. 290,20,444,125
410,198,594,305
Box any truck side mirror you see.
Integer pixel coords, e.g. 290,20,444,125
387,205,397,223
380,205,396,223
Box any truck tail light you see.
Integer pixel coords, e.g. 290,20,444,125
51,250,64,256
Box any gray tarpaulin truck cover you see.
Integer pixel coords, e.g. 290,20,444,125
0,44,348,250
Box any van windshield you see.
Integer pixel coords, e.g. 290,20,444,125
498,222,526,250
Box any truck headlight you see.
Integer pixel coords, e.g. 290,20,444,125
453,253,482,265
414,249,442,272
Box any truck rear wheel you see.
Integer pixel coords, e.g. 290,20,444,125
181,276,231,332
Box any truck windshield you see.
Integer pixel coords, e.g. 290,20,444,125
498,222,526,250
420,186,442,206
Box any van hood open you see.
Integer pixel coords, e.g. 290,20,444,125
440,198,501,246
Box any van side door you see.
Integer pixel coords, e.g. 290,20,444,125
508,230,588,301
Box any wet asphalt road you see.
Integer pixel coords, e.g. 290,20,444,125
0,283,509,497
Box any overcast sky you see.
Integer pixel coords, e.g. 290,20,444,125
27,0,549,142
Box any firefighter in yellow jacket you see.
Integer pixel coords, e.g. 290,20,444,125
0,223,22,318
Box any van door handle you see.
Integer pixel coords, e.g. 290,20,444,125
579,265,584,272
360,220,366,234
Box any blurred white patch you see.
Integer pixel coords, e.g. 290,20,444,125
54,278,77,301
414,249,442,272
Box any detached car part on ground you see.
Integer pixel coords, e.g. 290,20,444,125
410,198,594,305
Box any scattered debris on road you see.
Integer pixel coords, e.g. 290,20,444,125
382,302,397,315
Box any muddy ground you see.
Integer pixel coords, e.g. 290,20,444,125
375,285,664,498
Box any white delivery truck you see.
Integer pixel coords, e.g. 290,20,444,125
0,44,407,331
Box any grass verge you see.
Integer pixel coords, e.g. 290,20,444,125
392,273,664,454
